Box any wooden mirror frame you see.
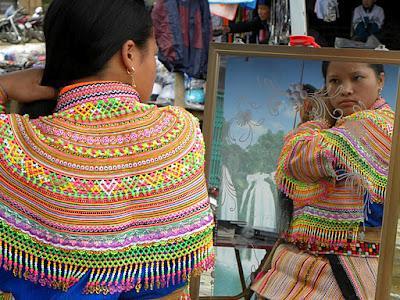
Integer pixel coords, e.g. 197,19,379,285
203,43,400,299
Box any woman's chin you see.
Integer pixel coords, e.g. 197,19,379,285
341,107,359,117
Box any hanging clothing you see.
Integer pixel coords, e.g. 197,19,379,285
0,81,214,298
151,0,212,79
314,0,339,22
252,99,393,299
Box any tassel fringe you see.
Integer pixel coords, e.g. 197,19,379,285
0,226,214,295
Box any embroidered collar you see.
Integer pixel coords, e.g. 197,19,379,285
371,98,387,110
55,81,140,113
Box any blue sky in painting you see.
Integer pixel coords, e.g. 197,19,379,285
221,56,399,149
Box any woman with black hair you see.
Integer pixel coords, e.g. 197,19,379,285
223,0,271,44
0,0,214,299
252,61,393,299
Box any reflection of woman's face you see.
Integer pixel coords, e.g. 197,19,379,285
326,62,384,117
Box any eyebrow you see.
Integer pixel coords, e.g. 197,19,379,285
328,70,366,77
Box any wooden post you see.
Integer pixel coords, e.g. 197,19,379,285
174,72,185,107
190,274,201,300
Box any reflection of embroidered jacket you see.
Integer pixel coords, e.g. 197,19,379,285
275,99,393,256
0,82,214,294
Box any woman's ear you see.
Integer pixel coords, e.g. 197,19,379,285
121,40,137,71
378,72,385,90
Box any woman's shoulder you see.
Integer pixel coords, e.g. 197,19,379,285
337,107,394,132
149,104,201,127
0,113,21,135
343,106,394,121
353,5,363,13
374,4,384,12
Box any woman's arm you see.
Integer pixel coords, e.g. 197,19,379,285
374,6,385,29
352,6,363,29
276,109,393,205
280,120,337,183
274,119,342,206
0,69,57,113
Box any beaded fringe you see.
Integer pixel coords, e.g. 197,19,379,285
288,219,360,246
276,123,387,205
285,214,366,256
0,239,214,294
83,245,214,295
0,239,86,291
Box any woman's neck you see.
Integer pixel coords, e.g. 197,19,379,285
70,67,129,87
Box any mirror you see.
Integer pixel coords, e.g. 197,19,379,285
391,219,400,298
203,43,400,298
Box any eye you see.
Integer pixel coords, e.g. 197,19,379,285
329,78,340,84
353,75,364,81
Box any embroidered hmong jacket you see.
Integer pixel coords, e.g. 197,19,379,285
0,81,214,294
275,99,393,256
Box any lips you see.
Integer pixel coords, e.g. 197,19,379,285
338,99,359,107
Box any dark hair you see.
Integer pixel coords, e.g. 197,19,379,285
302,83,317,94
257,0,271,7
19,100,57,119
41,0,153,89
321,61,384,82
277,191,293,234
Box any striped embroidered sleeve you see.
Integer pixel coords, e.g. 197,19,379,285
275,120,337,203
275,109,393,204
284,120,336,182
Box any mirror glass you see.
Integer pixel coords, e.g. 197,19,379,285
207,53,399,297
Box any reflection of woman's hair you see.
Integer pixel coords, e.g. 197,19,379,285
321,61,385,82
277,191,293,234
41,0,153,89
302,83,317,94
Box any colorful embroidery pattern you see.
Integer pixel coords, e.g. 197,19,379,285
275,99,393,256
0,82,214,294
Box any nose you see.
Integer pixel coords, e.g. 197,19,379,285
340,81,353,96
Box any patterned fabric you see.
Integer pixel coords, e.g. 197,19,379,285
251,243,378,300
251,244,344,299
0,81,214,295
275,99,393,256
0,291,15,300
338,255,378,300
